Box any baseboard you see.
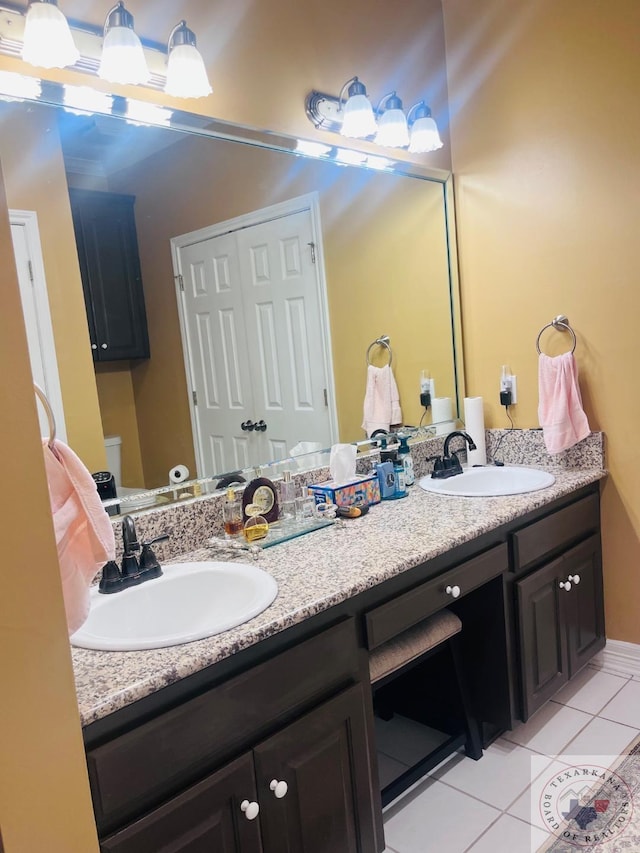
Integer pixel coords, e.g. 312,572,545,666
590,639,640,679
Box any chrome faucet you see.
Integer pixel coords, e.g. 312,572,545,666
431,430,477,479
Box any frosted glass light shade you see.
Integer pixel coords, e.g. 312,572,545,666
341,94,377,138
374,108,409,148
98,26,149,84
408,115,443,153
22,2,80,69
165,44,212,98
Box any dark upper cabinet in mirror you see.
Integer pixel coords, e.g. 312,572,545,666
1,95,463,493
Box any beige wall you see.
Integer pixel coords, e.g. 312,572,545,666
0,166,99,851
442,0,640,642
0,105,106,472
109,136,452,486
95,364,146,487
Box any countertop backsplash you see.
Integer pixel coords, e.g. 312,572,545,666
108,430,604,564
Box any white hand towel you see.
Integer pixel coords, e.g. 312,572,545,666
362,364,403,437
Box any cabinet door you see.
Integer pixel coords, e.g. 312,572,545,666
70,189,149,361
253,684,377,853
517,555,569,720
100,753,263,853
564,534,605,675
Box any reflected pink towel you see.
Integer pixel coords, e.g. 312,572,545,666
362,364,403,437
538,352,590,454
42,439,115,635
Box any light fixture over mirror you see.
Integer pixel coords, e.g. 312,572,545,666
165,20,211,98
408,101,443,153
374,92,409,148
339,76,377,139
306,81,443,154
0,3,212,98
98,2,149,85
22,0,79,69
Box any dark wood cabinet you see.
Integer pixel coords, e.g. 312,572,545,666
100,753,263,853
70,189,149,361
254,684,376,853
101,685,375,853
517,533,604,720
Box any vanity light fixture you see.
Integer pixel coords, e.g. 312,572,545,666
98,2,149,85
407,101,443,153
21,0,79,69
164,20,211,98
1,4,212,98
306,83,443,154
374,92,409,148
338,76,377,139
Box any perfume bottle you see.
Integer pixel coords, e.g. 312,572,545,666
223,488,243,538
243,503,269,542
280,470,297,520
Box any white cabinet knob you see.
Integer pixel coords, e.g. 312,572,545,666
269,779,288,798
559,580,572,591
91,343,97,350
568,574,581,585
445,585,461,598
101,343,108,349
240,800,260,820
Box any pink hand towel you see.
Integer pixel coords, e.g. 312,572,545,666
362,364,403,437
538,352,590,455
42,439,116,635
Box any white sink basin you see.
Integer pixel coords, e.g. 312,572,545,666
70,561,278,651
418,465,555,497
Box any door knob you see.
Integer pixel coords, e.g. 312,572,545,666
255,419,267,432
240,800,260,820
568,574,581,585
241,420,255,431
269,779,288,798
101,343,108,349
559,580,572,591
445,584,461,598
91,343,97,350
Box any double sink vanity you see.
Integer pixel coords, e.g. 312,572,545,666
73,431,606,853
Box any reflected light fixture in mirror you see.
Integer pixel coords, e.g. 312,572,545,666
408,101,443,153
339,76,377,138
374,91,409,148
22,0,79,68
165,20,211,98
98,1,149,85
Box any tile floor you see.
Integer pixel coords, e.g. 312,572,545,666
380,663,640,853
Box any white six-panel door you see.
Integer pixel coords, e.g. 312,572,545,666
173,195,336,477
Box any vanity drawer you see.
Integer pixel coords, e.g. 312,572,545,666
87,617,360,835
512,493,599,572
365,543,508,650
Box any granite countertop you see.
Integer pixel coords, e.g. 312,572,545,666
72,463,606,727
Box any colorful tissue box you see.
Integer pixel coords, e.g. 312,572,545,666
308,474,381,508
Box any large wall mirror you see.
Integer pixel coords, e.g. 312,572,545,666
1,85,464,505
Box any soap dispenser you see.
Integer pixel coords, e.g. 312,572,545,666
397,435,415,486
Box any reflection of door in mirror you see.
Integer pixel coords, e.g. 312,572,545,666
10,210,68,443
173,196,336,477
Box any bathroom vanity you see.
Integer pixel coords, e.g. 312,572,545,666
75,466,605,853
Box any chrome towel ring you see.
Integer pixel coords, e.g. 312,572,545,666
366,335,393,366
34,382,57,449
536,315,577,355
